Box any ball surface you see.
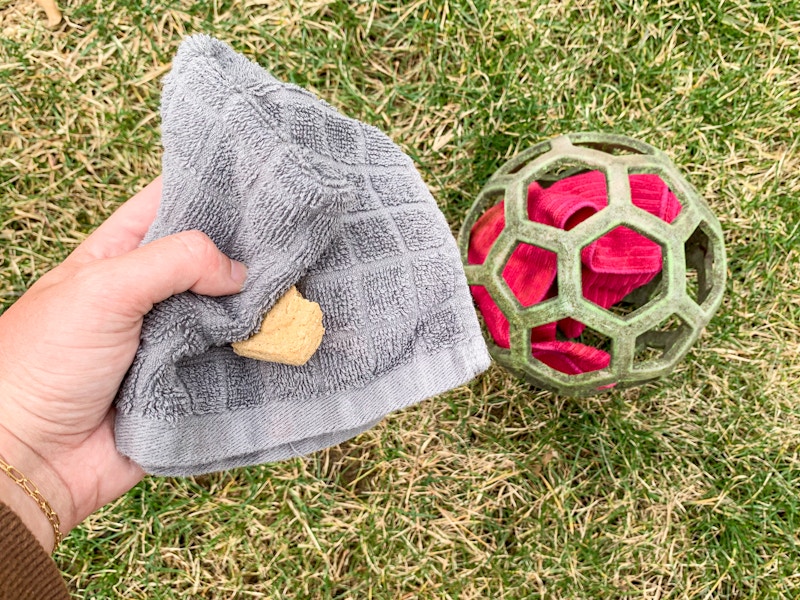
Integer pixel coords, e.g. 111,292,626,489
457,133,726,396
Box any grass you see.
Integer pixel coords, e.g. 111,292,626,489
2,0,800,597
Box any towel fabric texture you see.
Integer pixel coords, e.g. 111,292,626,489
114,35,490,476
468,170,681,374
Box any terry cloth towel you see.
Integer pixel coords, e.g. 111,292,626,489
114,35,491,476
468,170,681,375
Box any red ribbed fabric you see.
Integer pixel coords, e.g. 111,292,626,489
468,170,681,375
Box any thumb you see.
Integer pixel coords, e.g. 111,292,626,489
99,230,248,315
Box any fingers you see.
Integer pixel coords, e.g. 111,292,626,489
68,177,163,263
93,230,247,316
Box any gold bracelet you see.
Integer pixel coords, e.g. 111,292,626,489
0,455,63,548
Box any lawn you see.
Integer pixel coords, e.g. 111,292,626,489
1,0,799,598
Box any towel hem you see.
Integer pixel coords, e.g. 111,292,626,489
115,335,490,476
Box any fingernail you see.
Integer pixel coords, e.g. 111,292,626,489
230,260,248,288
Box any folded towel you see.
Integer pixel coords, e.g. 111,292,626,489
114,35,490,476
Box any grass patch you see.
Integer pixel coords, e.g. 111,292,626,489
2,0,800,597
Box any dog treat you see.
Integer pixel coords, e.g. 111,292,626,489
232,286,324,366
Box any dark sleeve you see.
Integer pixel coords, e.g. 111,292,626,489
0,501,70,600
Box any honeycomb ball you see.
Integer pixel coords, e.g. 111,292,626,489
457,133,726,396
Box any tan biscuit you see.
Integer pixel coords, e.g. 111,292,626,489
232,286,324,366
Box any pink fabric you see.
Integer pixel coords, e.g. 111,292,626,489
468,170,681,376
531,340,611,375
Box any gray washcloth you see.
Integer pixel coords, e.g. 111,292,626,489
114,35,490,476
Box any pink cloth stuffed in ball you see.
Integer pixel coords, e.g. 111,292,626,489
468,170,681,376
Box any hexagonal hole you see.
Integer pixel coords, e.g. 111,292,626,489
467,190,505,266
530,321,612,375
630,174,682,223
526,169,608,232
469,284,510,349
685,222,715,306
614,272,664,316
634,314,692,366
578,224,666,322
502,243,558,308
628,168,685,220
573,323,613,354
601,282,668,319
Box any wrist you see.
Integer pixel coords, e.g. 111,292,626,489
0,463,59,552
0,426,74,553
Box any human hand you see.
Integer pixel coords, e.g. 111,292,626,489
0,177,248,551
